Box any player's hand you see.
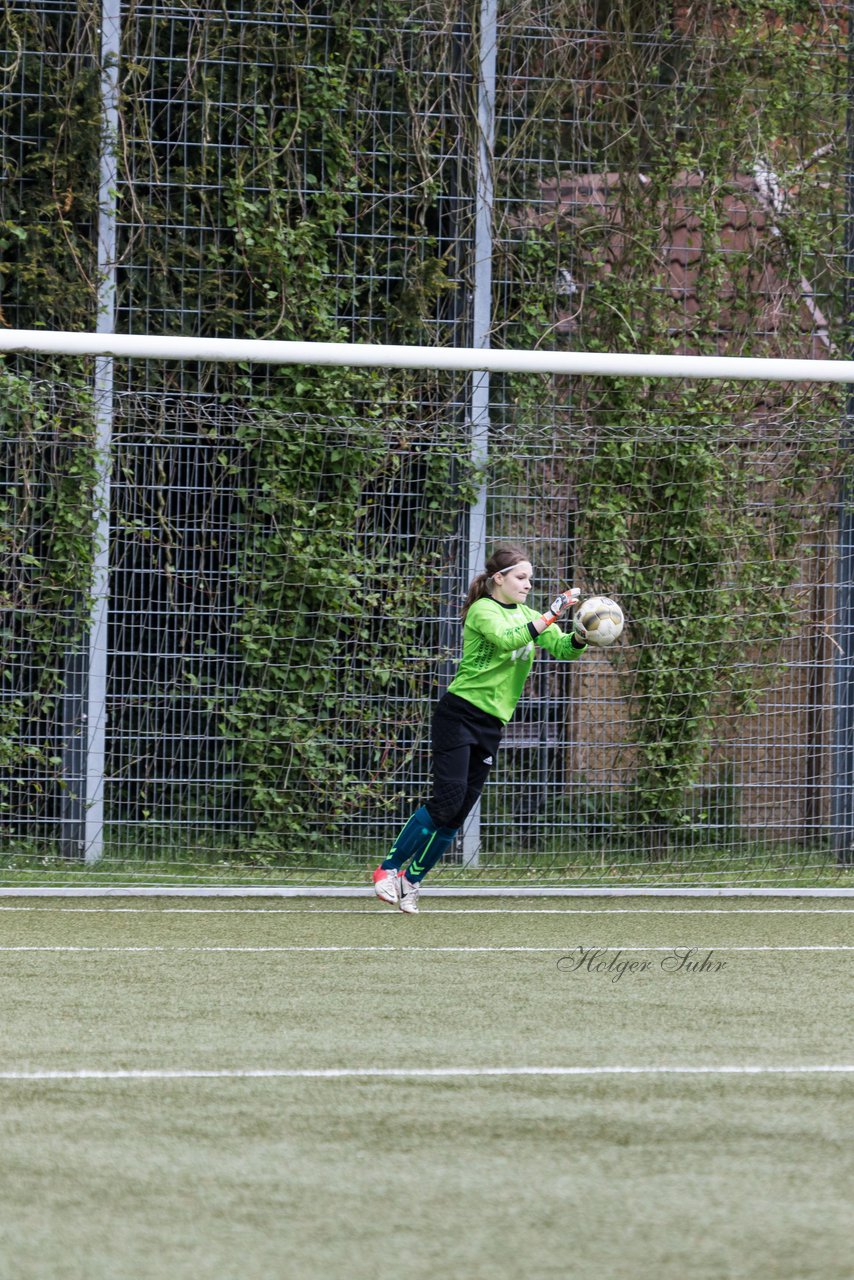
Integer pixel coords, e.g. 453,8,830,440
573,611,589,642
547,588,580,619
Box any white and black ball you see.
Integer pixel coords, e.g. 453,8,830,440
576,596,624,647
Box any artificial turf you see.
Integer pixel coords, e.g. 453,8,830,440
0,898,851,1279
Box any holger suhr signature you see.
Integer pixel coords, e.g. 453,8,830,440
556,946,728,983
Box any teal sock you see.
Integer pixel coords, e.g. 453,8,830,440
405,826,458,883
382,806,436,871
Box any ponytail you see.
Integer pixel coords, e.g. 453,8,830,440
461,544,530,621
461,572,491,621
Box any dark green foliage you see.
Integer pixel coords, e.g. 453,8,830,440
0,1,847,857
0,369,98,827
0,3,100,331
569,395,841,843
220,401,478,849
497,1,846,846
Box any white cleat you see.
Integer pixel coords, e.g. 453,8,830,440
398,876,420,914
372,866,401,905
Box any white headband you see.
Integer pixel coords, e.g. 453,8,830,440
491,563,525,577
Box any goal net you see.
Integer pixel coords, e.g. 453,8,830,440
1,335,853,889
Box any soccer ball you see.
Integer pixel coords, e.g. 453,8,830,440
576,596,624,647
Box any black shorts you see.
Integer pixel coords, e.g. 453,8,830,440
426,692,504,830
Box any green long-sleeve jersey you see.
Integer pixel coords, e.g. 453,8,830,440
446,597,585,724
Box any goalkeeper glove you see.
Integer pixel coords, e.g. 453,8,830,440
542,588,580,626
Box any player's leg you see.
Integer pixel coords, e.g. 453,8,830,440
373,744,470,904
378,741,467,870
396,816,459,914
372,802,446,903
451,750,496,833
404,820,458,883
406,749,494,877
398,733,498,912
378,717,473,914
374,695,471,904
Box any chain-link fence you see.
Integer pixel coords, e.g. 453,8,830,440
0,2,850,882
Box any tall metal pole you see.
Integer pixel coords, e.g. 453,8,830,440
461,0,497,868
832,2,854,866
84,0,120,865
436,11,473,700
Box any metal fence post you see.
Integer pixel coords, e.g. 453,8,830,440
832,3,854,867
461,0,497,869
83,0,120,865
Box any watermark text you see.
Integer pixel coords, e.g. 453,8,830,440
556,946,727,983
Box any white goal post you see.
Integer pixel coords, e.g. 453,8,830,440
3,327,854,894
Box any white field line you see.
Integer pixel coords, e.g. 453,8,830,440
0,906,852,916
0,1065,852,1082
0,944,852,954
1,886,852,898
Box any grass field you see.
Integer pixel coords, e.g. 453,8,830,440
0,895,852,1280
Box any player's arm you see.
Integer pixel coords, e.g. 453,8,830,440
536,622,587,659
467,599,544,651
468,592,583,653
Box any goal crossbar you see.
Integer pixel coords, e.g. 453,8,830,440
1,328,853,382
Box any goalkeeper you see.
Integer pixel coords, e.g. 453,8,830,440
373,545,589,914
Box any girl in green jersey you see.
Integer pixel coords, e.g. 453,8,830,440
373,545,589,912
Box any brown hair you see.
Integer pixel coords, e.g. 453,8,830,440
461,545,530,621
